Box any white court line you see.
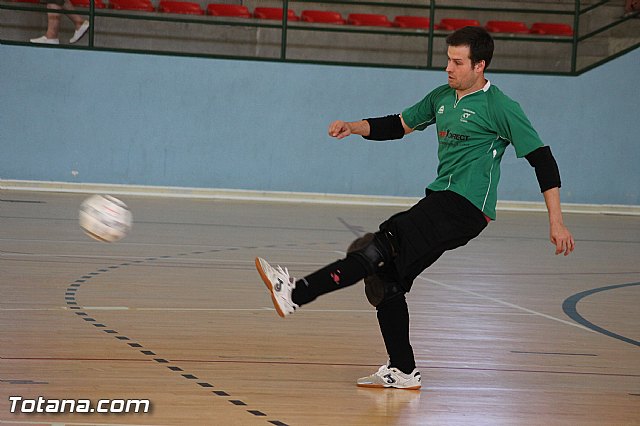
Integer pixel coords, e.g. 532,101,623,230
83,306,130,310
0,250,336,262
0,237,233,249
0,421,164,426
0,306,534,315
418,276,594,332
0,306,372,313
134,307,374,313
0,308,66,311
0,238,344,253
0,307,274,312
136,307,275,311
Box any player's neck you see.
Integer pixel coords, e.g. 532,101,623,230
456,77,487,99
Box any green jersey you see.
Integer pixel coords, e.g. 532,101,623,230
402,81,544,219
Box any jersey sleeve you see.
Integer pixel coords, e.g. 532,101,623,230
401,85,447,131
491,94,544,158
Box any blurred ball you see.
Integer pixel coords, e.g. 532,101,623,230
79,195,132,242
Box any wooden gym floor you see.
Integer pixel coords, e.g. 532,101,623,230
1,190,638,425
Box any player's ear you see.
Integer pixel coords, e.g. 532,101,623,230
474,60,486,73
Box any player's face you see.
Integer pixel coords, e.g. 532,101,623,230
446,45,485,96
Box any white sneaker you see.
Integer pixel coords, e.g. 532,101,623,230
357,364,421,390
255,257,298,317
70,20,89,43
30,36,59,44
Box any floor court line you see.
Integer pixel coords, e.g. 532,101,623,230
335,248,588,328
6,357,637,380
0,251,338,262
4,356,638,378
0,421,164,426
418,276,595,332
0,306,539,315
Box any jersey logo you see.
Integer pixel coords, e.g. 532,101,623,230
438,105,445,114
460,108,476,123
439,129,470,142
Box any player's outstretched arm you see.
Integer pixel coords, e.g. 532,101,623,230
328,120,370,139
328,116,413,140
543,187,575,256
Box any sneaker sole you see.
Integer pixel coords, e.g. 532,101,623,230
357,382,421,390
255,257,285,318
70,22,89,43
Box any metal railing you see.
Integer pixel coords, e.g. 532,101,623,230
0,0,638,75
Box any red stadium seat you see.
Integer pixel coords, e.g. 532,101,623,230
485,20,529,33
347,13,392,27
301,10,346,24
159,0,203,14
253,7,299,21
438,18,481,31
530,22,573,36
393,16,438,29
110,0,154,11
70,0,106,8
206,3,250,18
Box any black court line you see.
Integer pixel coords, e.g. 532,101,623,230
0,379,48,384
0,199,45,203
62,242,342,426
511,351,598,357
562,282,640,348
336,217,364,238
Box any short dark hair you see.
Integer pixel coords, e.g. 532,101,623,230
446,26,494,69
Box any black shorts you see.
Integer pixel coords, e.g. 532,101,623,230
379,190,488,291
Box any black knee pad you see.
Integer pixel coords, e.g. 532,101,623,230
347,232,401,306
346,232,393,276
364,275,405,308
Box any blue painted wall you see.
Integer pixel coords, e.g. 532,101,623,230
1,45,638,205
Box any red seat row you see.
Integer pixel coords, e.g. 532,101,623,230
434,18,573,36
30,0,573,36
529,22,574,36
485,20,574,36
206,7,573,35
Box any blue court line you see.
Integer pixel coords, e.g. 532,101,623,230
562,282,640,348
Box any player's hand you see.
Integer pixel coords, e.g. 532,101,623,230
550,222,575,256
328,120,353,139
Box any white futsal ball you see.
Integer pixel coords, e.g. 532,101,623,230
79,195,132,242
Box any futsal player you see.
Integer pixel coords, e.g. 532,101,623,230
256,26,575,390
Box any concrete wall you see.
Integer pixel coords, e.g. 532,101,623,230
0,44,638,206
